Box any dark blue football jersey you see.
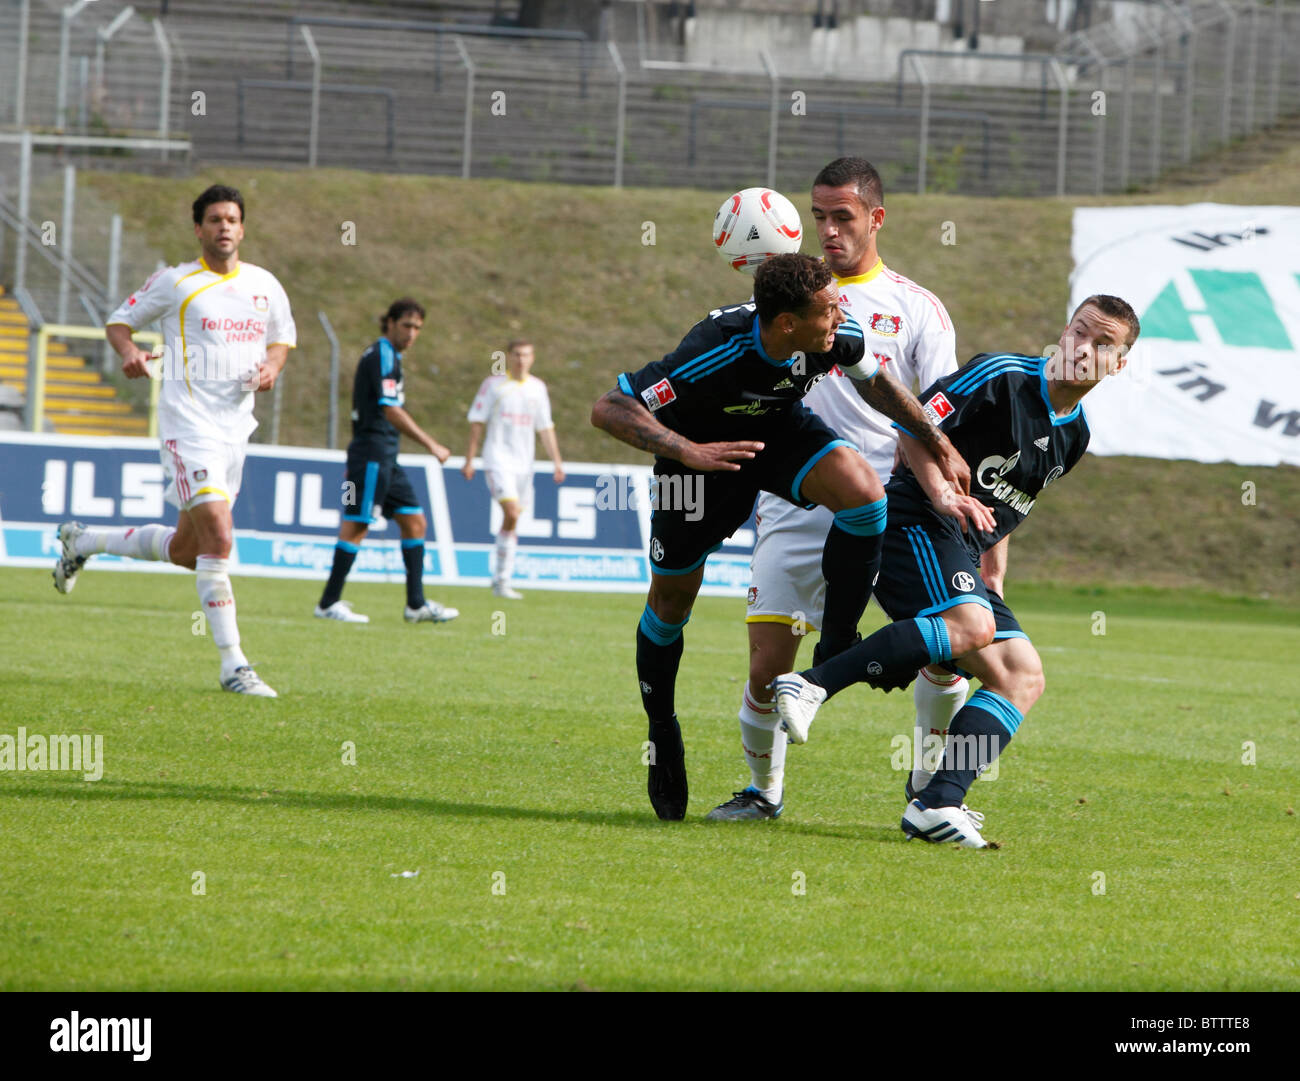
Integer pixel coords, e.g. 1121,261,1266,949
891,352,1091,553
617,303,874,444
349,338,405,456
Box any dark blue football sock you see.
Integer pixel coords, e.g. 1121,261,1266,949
319,541,359,609
817,499,887,659
805,614,953,696
636,604,689,727
401,538,427,609
917,689,1023,807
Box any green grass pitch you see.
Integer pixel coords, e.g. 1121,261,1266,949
1,567,1296,990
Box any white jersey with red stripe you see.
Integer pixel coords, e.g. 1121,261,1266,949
107,257,296,443
746,258,958,626
802,258,957,478
467,374,555,473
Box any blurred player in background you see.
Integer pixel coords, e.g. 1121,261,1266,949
709,157,976,821
315,297,459,625
54,184,295,697
462,340,565,600
773,296,1141,846
592,253,975,820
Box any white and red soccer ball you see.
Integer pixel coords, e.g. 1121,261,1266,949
712,187,803,276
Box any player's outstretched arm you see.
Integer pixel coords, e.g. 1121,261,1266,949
590,389,761,471
899,430,995,535
383,404,450,463
853,368,971,494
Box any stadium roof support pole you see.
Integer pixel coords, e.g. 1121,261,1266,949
1118,57,1132,191
153,20,172,161
319,310,340,449
455,37,475,180
1243,3,1259,133
14,131,31,295
96,5,135,99
1158,0,1197,165
57,165,75,326
759,48,778,190
57,0,92,130
104,213,121,373
15,0,29,126
1268,0,1283,124
608,41,626,189
1094,62,1107,195
23,305,44,432
904,52,930,195
1216,0,1236,144
301,26,321,168
1049,58,1068,198
1150,37,1162,182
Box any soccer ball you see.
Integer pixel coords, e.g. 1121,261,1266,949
712,187,803,276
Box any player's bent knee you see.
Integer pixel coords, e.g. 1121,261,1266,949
943,606,996,655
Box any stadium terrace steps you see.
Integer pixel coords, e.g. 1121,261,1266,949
0,289,149,438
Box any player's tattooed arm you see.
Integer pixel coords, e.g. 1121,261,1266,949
854,369,971,494
899,431,995,535
590,389,762,472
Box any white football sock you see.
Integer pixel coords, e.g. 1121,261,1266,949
195,555,248,675
739,681,785,804
910,668,969,793
76,523,175,561
494,529,518,585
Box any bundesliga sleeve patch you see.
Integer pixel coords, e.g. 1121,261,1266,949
382,378,398,397
641,378,676,412
923,392,954,425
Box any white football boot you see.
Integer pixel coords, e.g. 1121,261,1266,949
52,521,87,594
901,799,988,848
221,667,278,698
771,672,827,745
314,600,370,623
404,600,459,623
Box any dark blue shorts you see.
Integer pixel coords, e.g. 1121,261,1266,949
873,499,1026,642
648,408,854,576
342,448,422,524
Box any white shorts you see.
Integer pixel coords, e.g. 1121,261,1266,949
746,492,832,631
485,467,534,511
161,436,245,511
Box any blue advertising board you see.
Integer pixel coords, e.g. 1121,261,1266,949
0,434,756,596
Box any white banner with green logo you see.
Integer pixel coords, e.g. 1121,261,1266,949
1070,204,1300,466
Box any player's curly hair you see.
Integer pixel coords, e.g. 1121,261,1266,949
192,184,244,224
380,297,426,332
753,253,834,324
1072,294,1141,347
813,157,884,208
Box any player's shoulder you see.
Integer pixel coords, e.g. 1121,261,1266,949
154,260,202,288
948,351,1044,392
526,374,548,391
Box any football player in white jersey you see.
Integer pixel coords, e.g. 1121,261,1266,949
708,158,984,820
53,184,296,698
462,340,565,599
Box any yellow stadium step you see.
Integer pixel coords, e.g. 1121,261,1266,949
0,366,105,385
0,381,120,399
56,421,150,437
44,397,135,415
